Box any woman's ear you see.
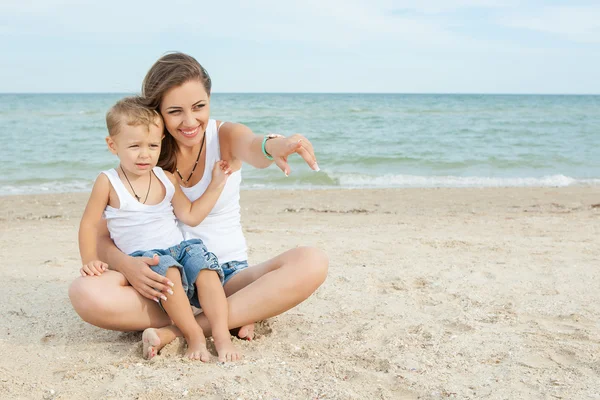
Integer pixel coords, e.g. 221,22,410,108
105,136,118,155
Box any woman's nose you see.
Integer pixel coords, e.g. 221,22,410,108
184,111,196,126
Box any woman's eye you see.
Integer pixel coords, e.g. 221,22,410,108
168,110,181,114
194,104,205,109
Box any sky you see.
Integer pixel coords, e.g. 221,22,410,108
1,0,599,94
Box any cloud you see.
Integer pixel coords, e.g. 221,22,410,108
0,0,493,50
185,0,489,50
385,0,516,14
3,0,598,49
0,0,80,13
500,5,600,43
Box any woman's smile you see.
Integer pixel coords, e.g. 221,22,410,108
179,126,201,138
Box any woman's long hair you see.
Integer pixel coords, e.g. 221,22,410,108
141,52,212,173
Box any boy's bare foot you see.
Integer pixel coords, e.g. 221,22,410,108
185,335,211,362
213,334,242,362
142,328,164,360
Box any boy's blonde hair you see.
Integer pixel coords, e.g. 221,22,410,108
106,96,161,137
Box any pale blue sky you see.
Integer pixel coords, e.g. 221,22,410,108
1,0,599,93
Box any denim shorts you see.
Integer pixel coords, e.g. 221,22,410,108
221,260,249,285
130,239,223,309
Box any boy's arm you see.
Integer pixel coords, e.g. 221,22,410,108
78,174,111,272
167,170,225,227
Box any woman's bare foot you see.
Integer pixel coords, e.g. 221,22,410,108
185,334,211,362
142,328,164,360
230,323,254,341
213,333,242,362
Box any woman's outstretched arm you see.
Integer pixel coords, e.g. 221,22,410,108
218,122,319,175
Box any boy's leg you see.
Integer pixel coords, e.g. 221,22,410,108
196,269,241,362
151,267,210,362
137,247,327,352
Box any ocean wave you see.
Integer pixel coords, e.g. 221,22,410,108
348,107,373,113
3,173,600,195
0,180,92,196
241,170,600,189
334,173,600,188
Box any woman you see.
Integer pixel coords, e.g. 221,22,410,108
68,53,328,352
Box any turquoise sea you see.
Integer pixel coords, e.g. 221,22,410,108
1,93,599,195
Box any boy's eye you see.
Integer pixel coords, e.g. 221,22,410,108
129,145,139,148
150,144,160,148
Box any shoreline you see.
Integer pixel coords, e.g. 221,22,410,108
2,180,600,198
1,186,599,398
2,186,599,219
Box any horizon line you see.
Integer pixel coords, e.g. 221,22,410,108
1,91,600,96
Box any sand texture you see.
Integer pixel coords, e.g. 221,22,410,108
1,187,599,399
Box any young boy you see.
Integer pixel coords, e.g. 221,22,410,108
78,96,241,362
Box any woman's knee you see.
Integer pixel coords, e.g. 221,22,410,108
68,277,112,324
295,246,329,286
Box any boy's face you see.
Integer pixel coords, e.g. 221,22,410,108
106,118,163,176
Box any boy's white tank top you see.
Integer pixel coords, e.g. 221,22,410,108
102,167,184,255
179,119,247,263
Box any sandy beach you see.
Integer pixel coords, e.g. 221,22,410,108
1,186,599,399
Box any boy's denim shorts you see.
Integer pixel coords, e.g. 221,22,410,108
221,260,249,285
129,239,223,309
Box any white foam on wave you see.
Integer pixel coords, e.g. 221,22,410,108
0,180,92,196
3,174,600,195
335,174,600,188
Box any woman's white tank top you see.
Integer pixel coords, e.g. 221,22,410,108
102,167,184,255
179,119,247,263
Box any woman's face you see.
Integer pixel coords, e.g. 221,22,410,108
160,79,210,148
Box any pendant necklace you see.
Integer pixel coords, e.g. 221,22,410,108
120,165,152,203
176,133,205,186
